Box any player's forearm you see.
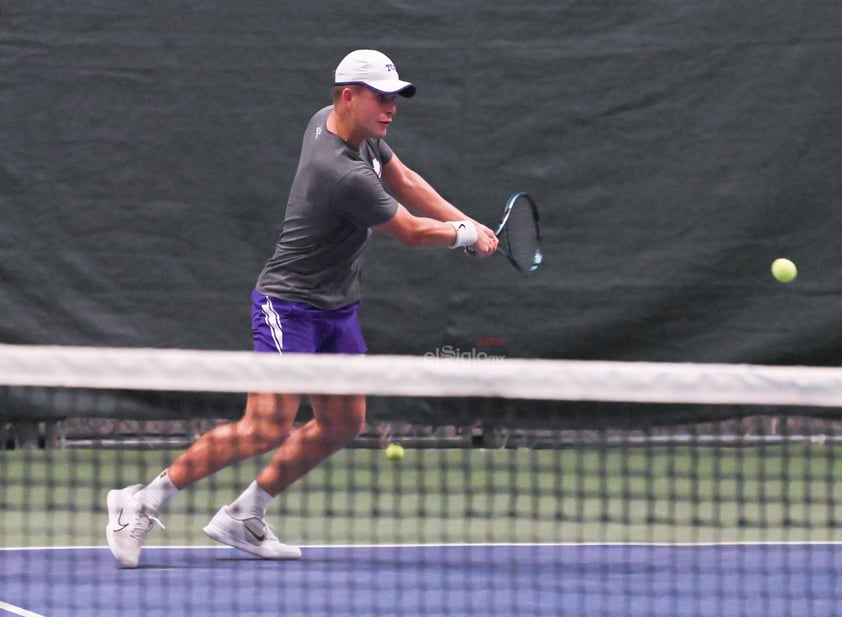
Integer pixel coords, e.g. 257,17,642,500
387,166,469,222
374,204,476,249
402,218,461,248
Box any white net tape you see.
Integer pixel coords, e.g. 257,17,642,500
2,344,842,407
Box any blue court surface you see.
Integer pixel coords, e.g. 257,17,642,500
1,543,839,617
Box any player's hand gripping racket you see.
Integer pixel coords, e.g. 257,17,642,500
471,192,543,273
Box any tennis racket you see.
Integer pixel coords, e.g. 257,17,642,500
488,192,543,273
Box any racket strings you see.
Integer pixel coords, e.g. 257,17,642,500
502,199,540,271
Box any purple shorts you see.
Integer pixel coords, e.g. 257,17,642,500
251,289,367,355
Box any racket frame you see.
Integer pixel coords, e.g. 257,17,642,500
496,191,543,273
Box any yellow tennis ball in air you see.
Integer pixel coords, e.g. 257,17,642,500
385,443,405,460
771,258,797,283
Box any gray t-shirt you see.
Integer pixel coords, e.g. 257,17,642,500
256,106,399,309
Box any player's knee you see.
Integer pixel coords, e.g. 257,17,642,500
346,412,367,440
237,416,293,452
331,416,365,443
321,409,366,445
239,394,297,451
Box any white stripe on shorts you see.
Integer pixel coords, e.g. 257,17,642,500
260,297,284,353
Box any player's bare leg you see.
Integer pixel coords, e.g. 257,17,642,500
203,393,365,559
168,392,300,487
106,392,299,566
255,394,366,494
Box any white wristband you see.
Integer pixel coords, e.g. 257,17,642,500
447,220,478,249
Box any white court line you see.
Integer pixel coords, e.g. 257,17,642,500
3,541,842,553
0,602,45,617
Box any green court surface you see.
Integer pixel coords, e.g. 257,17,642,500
3,445,841,548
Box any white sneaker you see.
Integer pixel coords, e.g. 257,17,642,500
203,505,302,560
105,484,165,568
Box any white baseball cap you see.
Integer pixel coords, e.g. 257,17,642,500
334,49,416,98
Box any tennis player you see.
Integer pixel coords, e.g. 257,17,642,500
106,49,498,567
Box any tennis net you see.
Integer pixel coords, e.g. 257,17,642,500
1,344,841,616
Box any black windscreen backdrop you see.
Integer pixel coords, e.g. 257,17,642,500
2,2,841,426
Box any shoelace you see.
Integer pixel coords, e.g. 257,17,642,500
129,510,166,542
262,520,278,540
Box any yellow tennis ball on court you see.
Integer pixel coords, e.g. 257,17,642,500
771,258,797,283
385,443,405,460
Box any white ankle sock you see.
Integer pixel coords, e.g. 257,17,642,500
139,470,179,513
229,481,274,519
